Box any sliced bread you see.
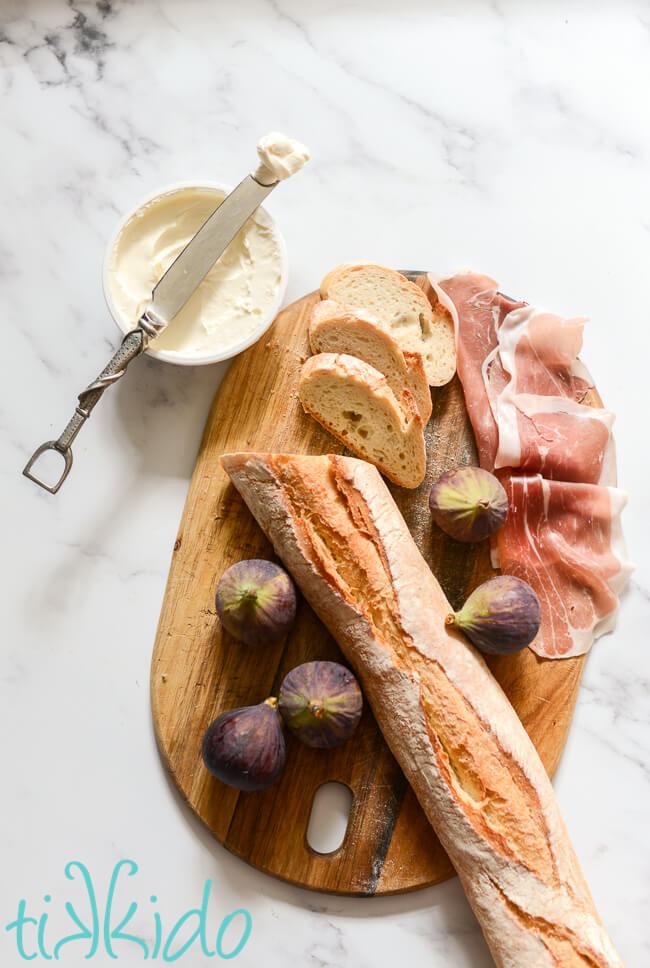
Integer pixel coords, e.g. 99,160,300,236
308,300,432,423
298,352,426,488
320,264,456,387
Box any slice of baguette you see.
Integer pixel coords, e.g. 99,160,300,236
298,353,426,488
320,264,455,387
308,299,432,423
221,451,623,968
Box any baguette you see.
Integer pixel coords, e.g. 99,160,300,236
308,299,432,422
221,451,623,968
298,353,426,488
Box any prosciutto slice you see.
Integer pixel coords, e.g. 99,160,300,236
430,271,630,658
498,476,632,658
490,305,615,485
493,394,616,484
431,273,524,468
495,306,593,402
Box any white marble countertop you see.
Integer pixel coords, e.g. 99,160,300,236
2,1,649,965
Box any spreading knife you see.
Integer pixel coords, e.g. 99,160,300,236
23,161,282,494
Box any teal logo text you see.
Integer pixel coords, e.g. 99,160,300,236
5,860,252,961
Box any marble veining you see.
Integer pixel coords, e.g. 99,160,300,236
2,1,650,966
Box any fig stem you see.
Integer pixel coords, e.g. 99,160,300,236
264,697,278,709
445,612,457,627
310,701,325,720
478,499,490,509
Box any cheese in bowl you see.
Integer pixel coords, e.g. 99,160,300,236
103,182,289,365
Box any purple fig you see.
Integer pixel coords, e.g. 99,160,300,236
215,559,297,647
278,661,362,749
202,698,286,791
429,466,508,542
447,575,542,655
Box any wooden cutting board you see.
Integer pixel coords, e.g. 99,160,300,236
150,274,588,896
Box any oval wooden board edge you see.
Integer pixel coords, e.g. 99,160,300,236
150,275,589,897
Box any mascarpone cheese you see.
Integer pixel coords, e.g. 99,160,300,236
107,185,284,360
254,133,310,185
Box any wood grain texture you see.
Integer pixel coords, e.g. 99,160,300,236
150,275,589,896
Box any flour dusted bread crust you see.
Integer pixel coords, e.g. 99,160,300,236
320,264,456,387
298,353,426,488
221,451,623,968
308,299,432,422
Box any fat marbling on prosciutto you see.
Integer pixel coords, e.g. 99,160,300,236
429,272,631,658
491,305,617,485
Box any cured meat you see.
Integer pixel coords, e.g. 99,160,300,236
430,281,608,479
430,273,524,468
430,271,630,658
493,394,616,484
498,475,632,658
490,305,615,484
496,306,593,402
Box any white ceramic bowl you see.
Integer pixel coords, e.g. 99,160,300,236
102,180,289,366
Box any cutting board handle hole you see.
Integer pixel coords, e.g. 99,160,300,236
306,782,353,855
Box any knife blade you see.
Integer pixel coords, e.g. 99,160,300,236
146,174,276,331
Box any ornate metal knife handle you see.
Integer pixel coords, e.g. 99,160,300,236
23,313,162,493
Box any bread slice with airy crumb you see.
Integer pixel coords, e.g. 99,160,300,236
308,300,432,423
298,352,426,488
320,264,455,387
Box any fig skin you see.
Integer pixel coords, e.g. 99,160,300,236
429,466,508,543
448,575,542,655
202,698,286,791
278,661,362,749
215,559,297,647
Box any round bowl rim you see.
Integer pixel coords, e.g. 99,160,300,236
102,179,289,367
